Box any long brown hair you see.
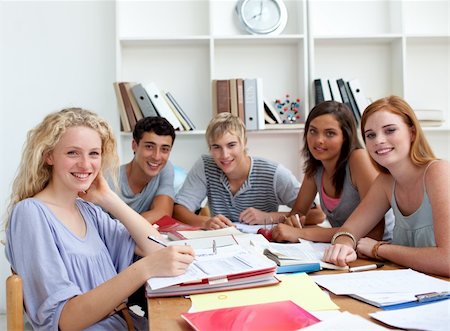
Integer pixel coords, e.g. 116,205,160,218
303,101,362,195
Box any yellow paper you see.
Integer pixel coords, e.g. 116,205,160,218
190,273,339,312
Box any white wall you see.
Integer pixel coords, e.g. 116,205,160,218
0,1,116,313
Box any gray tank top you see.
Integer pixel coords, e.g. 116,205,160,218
314,165,360,228
391,161,438,247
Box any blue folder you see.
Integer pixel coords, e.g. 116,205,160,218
276,263,321,274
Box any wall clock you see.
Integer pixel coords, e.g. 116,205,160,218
235,0,288,35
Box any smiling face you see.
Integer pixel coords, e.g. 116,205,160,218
306,114,344,164
363,110,415,169
45,126,102,194
210,132,248,176
132,131,173,179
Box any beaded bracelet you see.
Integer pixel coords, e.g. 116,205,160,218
331,231,357,250
372,241,389,260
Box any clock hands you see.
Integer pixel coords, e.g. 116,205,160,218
251,0,264,20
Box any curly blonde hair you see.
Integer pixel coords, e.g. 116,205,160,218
5,108,118,228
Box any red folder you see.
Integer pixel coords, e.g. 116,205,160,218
154,215,201,239
181,300,320,331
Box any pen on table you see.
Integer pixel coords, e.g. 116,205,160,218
212,239,217,255
147,235,168,247
349,263,384,273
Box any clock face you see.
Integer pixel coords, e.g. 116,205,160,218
238,0,287,35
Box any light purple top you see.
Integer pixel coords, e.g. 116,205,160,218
5,198,148,330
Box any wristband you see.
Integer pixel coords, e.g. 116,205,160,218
331,231,357,249
372,241,389,260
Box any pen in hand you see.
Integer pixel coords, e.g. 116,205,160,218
147,235,168,247
349,263,384,272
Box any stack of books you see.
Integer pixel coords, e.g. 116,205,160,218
113,81,196,132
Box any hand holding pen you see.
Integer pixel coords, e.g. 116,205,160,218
284,213,304,228
146,236,195,277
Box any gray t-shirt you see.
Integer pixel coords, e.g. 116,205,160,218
117,161,175,213
175,155,300,222
5,198,148,331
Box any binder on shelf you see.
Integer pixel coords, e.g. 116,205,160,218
118,82,138,131
131,83,159,118
113,82,131,132
256,78,265,130
165,91,196,130
348,79,370,114
328,78,342,103
243,78,259,130
336,79,354,115
144,82,183,130
163,93,191,131
314,78,332,105
345,81,361,123
123,82,143,122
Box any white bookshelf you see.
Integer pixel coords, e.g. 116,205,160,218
115,0,449,176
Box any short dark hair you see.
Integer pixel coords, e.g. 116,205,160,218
132,117,176,145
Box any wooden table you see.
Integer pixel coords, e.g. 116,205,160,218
147,259,405,330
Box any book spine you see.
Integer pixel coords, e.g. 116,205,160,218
336,79,353,113
166,92,195,130
119,82,138,131
163,93,190,131
243,78,258,130
124,82,143,121
236,78,245,123
131,83,159,118
229,78,239,117
144,82,183,130
348,79,370,114
216,80,231,114
113,82,131,132
256,78,265,130
345,81,361,123
313,79,324,106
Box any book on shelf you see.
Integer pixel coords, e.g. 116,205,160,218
229,78,239,117
328,78,342,103
214,79,231,114
255,78,265,130
345,81,361,123
236,78,245,123
146,243,279,297
313,78,332,105
123,82,143,122
143,82,183,130
131,83,159,118
348,79,370,114
243,78,259,130
336,79,354,117
181,300,320,331
113,82,131,132
165,91,196,130
118,82,138,131
163,93,191,131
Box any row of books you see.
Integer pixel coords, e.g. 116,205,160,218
212,78,303,131
113,81,195,132
314,78,370,124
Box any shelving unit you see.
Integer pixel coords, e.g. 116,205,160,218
115,0,449,177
